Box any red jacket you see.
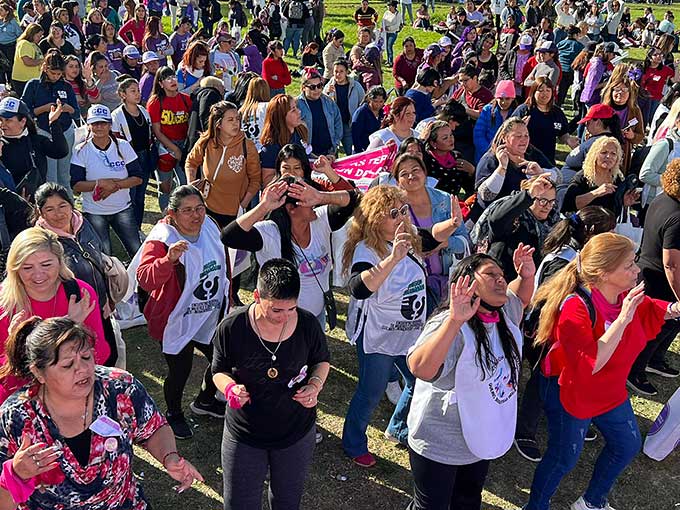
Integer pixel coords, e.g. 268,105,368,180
262,57,292,90
136,230,184,342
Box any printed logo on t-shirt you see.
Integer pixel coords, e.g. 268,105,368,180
57,90,67,100
228,154,245,173
161,109,189,125
553,122,563,131
487,354,517,404
400,279,426,321
184,260,222,316
299,253,330,278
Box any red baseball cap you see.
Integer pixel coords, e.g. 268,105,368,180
578,104,615,124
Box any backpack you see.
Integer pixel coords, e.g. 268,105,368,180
629,138,674,177
287,0,304,20
62,278,83,302
469,194,512,253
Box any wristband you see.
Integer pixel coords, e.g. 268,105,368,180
224,382,243,409
0,459,36,504
308,376,324,391
162,451,180,468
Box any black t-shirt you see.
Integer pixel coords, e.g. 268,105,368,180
638,193,680,301
122,107,150,153
212,306,330,449
561,171,621,216
335,83,350,124
511,104,569,166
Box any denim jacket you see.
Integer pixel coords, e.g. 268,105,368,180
322,77,366,118
427,186,470,271
297,93,343,151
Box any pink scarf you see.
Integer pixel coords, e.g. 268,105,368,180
476,311,500,323
589,287,623,324
429,149,457,169
35,211,83,240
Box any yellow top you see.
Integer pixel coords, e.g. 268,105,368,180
12,40,42,82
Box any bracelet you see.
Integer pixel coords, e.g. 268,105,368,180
0,460,36,504
224,382,243,409
308,376,324,391
161,451,180,469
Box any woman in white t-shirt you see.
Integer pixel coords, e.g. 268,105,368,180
239,77,270,152
70,104,143,257
367,96,417,150
405,248,535,509
341,185,463,468
221,176,358,326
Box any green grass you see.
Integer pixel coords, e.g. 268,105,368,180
117,3,680,509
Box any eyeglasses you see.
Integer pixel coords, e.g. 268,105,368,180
177,205,206,215
388,204,409,219
612,87,629,94
534,197,557,208
305,83,323,90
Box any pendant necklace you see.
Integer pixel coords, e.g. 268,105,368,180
251,306,288,379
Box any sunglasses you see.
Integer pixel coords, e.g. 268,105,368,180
388,204,409,220
305,83,323,90
534,197,556,208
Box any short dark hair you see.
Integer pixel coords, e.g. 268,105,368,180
416,67,441,87
35,182,74,211
257,258,300,300
459,63,479,78
333,58,349,71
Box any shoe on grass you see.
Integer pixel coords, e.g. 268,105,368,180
626,374,658,396
513,438,542,462
165,412,193,440
646,361,680,378
190,399,226,419
570,495,616,510
585,426,598,442
352,452,376,468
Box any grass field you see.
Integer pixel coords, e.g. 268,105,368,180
118,2,680,509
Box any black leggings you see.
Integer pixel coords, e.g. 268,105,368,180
163,340,218,415
407,448,490,510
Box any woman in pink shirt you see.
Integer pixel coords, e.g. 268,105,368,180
118,2,147,46
0,227,110,403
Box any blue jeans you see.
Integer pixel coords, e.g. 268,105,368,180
84,207,142,258
386,32,398,64
526,376,642,510
46,124,75,195
157,139,186,211
401,2,413,24
284,26,303,57
131,148,154,228
342,330,415,457
341,121,353,156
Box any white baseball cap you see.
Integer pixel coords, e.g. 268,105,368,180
87,104,112,124
141,51,160,64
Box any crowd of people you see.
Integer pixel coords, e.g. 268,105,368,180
0,0,677,509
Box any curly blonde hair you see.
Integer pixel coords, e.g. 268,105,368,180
662,158,680,199
342,186,422,274
582,136,623,186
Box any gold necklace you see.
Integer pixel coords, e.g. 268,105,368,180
250,306,289,379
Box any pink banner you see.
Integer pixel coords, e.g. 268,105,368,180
331,145,398,192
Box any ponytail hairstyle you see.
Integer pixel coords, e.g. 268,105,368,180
437,254,522,387
533,233,634,346
196,100,239,151
0,317,95,380
541,206,616,256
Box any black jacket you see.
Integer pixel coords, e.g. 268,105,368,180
187,86,224,153
0,123,69,199
0,188,32,276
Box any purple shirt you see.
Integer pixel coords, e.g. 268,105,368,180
242,45,263,75
144,35,171,58
140,71,154,103
106,41,126,72
169,31,191,68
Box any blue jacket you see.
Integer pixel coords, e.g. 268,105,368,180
21,78,80,132
0,19,22,45
297,93,343,153
351,103,383,153
427,186,470,270
473,102,506,164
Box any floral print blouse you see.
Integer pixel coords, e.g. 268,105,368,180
0,366,167,510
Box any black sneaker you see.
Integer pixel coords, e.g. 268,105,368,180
646,361,680,378
585,426,598,442
190,399,226,419
514,438,542,462
627,375,658,396
166,412,194,440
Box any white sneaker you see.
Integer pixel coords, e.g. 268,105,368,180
385,381,403,405
571,496,617,510
383,429,400,444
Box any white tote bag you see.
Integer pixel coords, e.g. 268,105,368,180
643,386,680,461
614,207,643,249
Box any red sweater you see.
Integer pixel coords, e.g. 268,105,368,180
136,237,184,342
542,294,667,419
642,65,674,101
262,57,292,90
119,19,146,46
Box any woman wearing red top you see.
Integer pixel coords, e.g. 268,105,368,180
640,47,679,126
147,66,192,210
262,40,291,99
118,2,147,46
0,227,110,403
393,37,423,95
525,233,680,510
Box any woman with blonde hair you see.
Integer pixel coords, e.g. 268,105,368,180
601,65,645,173
525,232,680,510
240,77,271,151
562,136,638,216
0,227,111,401
341,185,462,467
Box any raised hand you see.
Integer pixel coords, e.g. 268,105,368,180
67,289,95,323
261,180,289,210
495,144,509,170
12,433,61,481
619,281,645,326
528,173,554,198
287,180,322,208
167,240,190,263
8,309,30,336
449,275,480,323
512,242,536,279
623,188,641,207
593,183,616,197
390,222,412,262
450,194,463,228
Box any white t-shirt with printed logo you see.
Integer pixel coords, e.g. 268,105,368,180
71,138,138,215
350,240,427,356
254,206,332,317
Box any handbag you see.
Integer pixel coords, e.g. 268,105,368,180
614,207,643,250
82,250,130,318
292,233,337,331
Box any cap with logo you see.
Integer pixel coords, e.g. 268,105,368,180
0,97,30,118
141,51,160,64
87,104,112,124
577,103,615,124
519,34,533,49
123,45,141,59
